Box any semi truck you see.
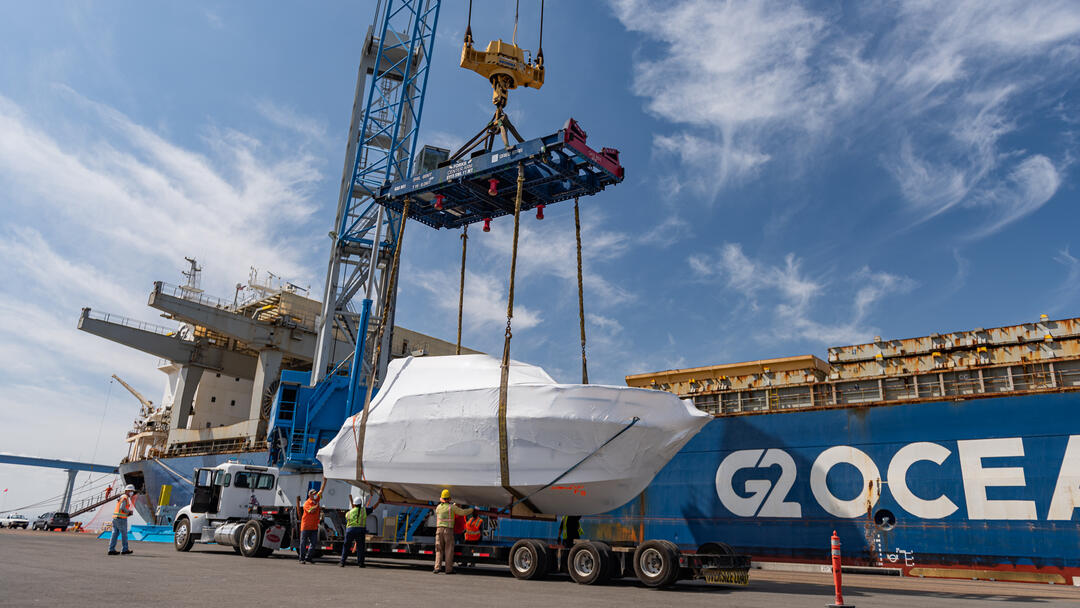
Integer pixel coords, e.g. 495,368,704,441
172,462,750,588
171,462,353,557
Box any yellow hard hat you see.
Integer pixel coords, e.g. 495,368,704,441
440,489,451,500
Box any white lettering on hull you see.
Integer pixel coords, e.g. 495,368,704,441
887,442,959,519
957,438,1037,520
1048,435,1080,520
714,435,1080,521
810,446,880,518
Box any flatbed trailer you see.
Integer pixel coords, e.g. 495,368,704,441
358,536,751,588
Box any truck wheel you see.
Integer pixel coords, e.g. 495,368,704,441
509,539,547,580
568,541,610,585
698,542,734,556
633,540,679,588
527,540,551,576
240,520,272,557
174,517,194,552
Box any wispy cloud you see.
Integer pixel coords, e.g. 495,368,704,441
0,87,327,425
407,266,541,331
610,0,1079,235
477,209,635,306
0,89,322,296
1051,246,1080,314
689,243,915,346
254,99,328,143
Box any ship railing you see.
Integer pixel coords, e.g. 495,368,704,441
85,310,177,337
693,360,1080,415
157,282,235,310
165,437,251,458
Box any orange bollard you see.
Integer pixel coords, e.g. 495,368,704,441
827,530,854,607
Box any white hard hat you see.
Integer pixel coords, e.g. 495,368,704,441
353,496,364,506
124,484,136,492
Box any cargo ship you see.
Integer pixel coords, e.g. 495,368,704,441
81,260,476,524
87,264,1079,583
497,315,1080,585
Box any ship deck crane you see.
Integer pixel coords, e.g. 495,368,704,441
112,374,154,418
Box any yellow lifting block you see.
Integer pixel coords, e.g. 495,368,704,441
461,39,544,107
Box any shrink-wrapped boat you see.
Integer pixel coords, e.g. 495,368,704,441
317,354,710,515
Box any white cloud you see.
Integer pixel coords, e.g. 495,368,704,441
255,99,327,142
611,0,1078,234
692,243,915,346
967,155,1061,239
477,209,634,306
0,90,322,295
1051,246,1080,314
0,89,329,513
408,266,541,332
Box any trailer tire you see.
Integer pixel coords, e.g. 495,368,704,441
698,542,734,556
509,539,547,580
633,540,679,588
174,517,194,552
568,541,610,585
527,539,551,576
240,520,272,558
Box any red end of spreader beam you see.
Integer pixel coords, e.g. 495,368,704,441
563,118,624,181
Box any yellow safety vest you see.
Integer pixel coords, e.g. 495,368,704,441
435,502,470,528
113,494,134,519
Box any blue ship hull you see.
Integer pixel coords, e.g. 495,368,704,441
129,392,1080,581
497,392,1080,582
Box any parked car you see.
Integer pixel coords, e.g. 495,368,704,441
0,513,29,529
32,512,70,531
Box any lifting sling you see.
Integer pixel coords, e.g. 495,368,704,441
354,198,412,484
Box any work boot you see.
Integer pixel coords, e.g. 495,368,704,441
121,550,133,555
339,562,345,567
107,551,119,555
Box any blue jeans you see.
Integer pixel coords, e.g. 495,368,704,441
109,518,129,552
299,529,318,562
340,527,366,566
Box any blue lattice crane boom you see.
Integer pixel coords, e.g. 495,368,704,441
267,0,441,470
312,0,441,388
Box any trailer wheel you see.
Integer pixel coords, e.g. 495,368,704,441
509,539,547,580
633,540,679,588
240,520,272,558
568,541,610,585
698,542,734,556
173,517,194,552
527,539,551,576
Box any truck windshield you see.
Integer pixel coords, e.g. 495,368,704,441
233,472,275,490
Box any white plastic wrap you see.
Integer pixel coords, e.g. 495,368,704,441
317,354,710,515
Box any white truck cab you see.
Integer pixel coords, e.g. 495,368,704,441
173,461,352,557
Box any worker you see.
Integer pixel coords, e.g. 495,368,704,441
340,495,376,568
107,484,137,555
296,478,326,564
104,485,112,500
453,512,466,544
463,514,483,544
558,515,583,548
433,489,472,574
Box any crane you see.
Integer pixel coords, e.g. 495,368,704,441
267,0,443,470
111,374,154,418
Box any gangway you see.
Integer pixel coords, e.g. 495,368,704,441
69,488,119,518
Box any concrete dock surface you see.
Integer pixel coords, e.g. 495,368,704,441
1,529,1076,607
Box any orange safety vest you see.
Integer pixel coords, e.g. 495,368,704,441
464,516,482,541
113,494,135,519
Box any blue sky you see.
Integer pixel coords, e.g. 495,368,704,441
1,0,1078,512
